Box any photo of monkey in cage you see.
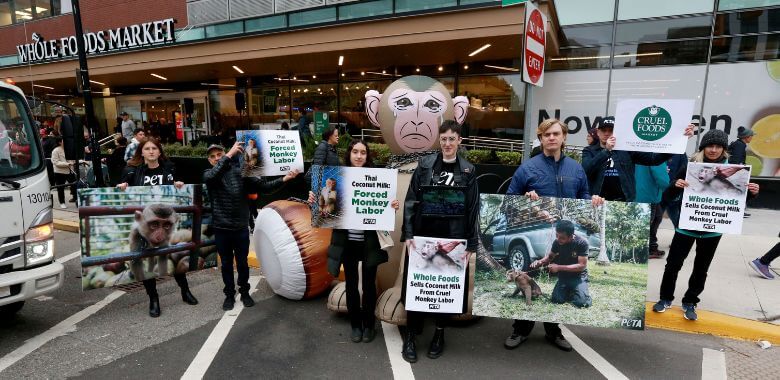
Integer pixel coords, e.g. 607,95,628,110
78,184,218,291
310,165,345,229
474,194,650,329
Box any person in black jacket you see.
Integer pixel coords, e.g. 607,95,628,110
400,120,479,363
107,136,127,185
727,126,754,165
204,142,300,310
308,139,399,343
116,139,194,318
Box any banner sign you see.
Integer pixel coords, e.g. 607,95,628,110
16,18,176,64
679,163,751,234
614,98,695,153
236,130,304,177
310,165,397,231
474,194,649,330
404,236,469,313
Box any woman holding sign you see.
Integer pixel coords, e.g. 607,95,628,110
653,129,759,321
309,139,400,343
400,120,479,363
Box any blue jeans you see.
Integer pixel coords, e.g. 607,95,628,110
550,274,592,308
214,228,250,296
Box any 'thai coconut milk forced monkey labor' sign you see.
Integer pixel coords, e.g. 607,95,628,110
614,99,695,154
236,130,304,177
310,165,398,231
679,163,751,234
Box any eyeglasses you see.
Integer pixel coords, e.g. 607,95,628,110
439,136,459,143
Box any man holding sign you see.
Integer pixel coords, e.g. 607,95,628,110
653,130,759,321
400,120,479,363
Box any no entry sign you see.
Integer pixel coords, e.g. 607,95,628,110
522,2,547,87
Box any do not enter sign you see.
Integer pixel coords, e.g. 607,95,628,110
522,2,547,87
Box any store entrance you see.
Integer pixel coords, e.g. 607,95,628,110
142,100,180,143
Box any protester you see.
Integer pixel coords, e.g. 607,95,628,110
42,128,58,186
124,128,146,162
120,112,135,139
114,116,123,135
308,139,400,343
116,139,195,317
653,129,760,321
204,142,300,311
107,136,128,184
750,236,779,280
504,118,603,352
400,120,479,363
635,162,669,259
305,126,340,183
586,128,598,146
280,122,290,130
582,117,694,202
728,126,754,165
296,109,312,144
50,136,76,209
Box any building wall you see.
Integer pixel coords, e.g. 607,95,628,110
0,0,187,56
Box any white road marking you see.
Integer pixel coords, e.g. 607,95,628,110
181,275,262,380
701,348,727,380
559,325,629,380
0,290,124,372
381,322,415,380
59,250,82,263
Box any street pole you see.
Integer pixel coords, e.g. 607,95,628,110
71,0,105,187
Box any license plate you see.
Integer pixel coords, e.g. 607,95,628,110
0,286,9,298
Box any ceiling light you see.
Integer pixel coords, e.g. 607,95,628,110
361,71,365,76
140,87,174,91
33,84,54,90
45,94,71,97
464,64,469,70
89,80,106,86
415,68,420,72
341,73,345,77
312,74,317,79
232,65,244,74
468,44,491,57
293,76,297,80
382,70,386,74
484,64,519,72
200,83,236,87
438,66,443,71
338,56,344,66
150,73,167,80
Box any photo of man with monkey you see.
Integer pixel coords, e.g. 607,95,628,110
530,219,592,308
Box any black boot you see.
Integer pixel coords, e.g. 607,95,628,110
181,288,198,305
402,329,418,363
149,295,161,318
427,328,445,359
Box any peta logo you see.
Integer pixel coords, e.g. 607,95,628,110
363,218,376,225
703,224,715,230
428,304,440,310
633,105,672,141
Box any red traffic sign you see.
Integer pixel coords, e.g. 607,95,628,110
523,3,547,86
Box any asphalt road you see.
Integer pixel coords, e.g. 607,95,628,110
0,231,763,379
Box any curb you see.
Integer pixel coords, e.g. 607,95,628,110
53,219,80,233
645,302,780,344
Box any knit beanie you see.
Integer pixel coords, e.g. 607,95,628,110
737,126,755,139
698,129,729,151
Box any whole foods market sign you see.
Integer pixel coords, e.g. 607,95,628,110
16,18,176,64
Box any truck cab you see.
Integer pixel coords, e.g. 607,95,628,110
0,81,63,315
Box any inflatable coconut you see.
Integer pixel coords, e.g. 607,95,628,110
253,200,334,300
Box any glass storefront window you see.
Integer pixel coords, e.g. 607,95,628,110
395,0,456,13
205,21,243,37
560,23,613,47
245,14,286,32
459,75,524,140
288,7,337,27
0,1,12,26
555,0,615,26
35,0,51,17
338,0,392,20
615,15,712,43
612,39,710,67
549,46,612,71
715,8,780,35
14,0,33,21
719,0,780,10
618,0,714,20
711,34,780,62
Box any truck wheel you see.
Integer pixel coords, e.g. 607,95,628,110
508,244,530,272
0,301,24,316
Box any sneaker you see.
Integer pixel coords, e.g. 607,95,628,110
749,259,775,280
504,333,527,349
350,327,363,343
653,300,672,313
59,203,67,209
682,303,698,321
545,335,573,352
222,295,235,311
240,292,255,307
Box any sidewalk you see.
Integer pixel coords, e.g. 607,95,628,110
646,207,780,343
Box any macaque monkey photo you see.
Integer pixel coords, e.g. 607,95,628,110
414,240,467,274
128,204,180,281
506,270,543,306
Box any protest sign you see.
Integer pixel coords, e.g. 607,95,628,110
679,163,751,234
78,184,216,291
614,99,695,153
404,236,469,313
474,194,649,330
310,165,398,230
236,130,303,177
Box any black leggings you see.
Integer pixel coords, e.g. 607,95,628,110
53,172,76,204
143,273,188,298
759,243,780,266
660,232,721,305
343,240,378,329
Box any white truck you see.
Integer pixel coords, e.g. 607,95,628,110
0,81,63,315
